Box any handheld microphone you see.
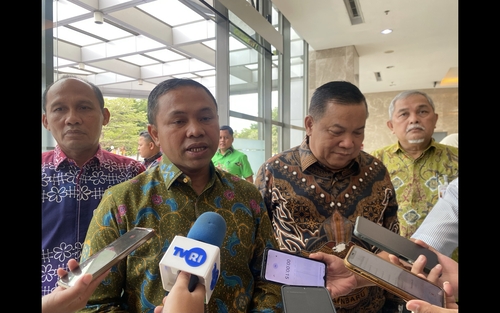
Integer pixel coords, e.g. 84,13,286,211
159,212,227,302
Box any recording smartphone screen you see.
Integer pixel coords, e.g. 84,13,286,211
57,227,155,289
261,248,326,286
281,285,337,313
345,246,445,307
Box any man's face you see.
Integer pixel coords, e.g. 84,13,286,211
149,86,219,177
138,136,153,159
387,94,438,146
218,130,234,152
305,102,366,171
42,78,109,156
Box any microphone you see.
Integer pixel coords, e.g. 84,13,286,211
159,212,227,302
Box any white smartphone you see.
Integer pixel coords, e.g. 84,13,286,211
344,245,445,307
57,227,155,288
353,216,439,273
261,247,326,286
281,285,337,313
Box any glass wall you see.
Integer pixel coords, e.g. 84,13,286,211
42,0,308,162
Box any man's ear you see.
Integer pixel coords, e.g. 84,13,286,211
42,114,50,130
102,108,111,126
148,141,155,150
304,115,313,136
387,120,394,133
148,124,160,147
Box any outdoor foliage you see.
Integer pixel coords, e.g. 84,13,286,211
100,98,280,157
100,98,148,156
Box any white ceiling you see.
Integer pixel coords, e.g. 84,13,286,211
47,0,458,97
272,0,458,93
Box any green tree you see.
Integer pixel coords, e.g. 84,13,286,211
101,98,148,157
235,107,279,154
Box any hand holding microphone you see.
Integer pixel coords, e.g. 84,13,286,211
159,211,227,302
154,271,205,313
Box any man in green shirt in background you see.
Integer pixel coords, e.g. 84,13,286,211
212,125,254,183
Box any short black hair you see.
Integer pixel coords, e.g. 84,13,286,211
220,125,234,136
309,81,368,119
147,78,217,125
41,75,105,113
139,130,153,142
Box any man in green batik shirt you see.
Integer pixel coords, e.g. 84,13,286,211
78,78,282,313
212,125,254,183
371,90,458,240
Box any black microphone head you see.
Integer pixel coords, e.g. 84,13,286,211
187,212,227,248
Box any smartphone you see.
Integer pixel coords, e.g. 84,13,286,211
261,247,326,286
57,227,155,288
344,245,445,307
281,285,336,313
353,216,439,273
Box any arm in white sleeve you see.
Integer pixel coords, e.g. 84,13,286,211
411,178,458,256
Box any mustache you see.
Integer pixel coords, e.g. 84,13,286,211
406,124,425,132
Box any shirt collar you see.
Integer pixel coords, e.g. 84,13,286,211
53,144,103,168
217,146,234,155
157,155,217,190
298,136,359,173
144,151,162,163
395,138,437,154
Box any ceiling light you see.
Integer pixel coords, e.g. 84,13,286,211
94,11,104,24
381,29,393,35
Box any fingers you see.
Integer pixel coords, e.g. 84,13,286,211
57,267,68,278
67,259,80,271
308,252,325,261
174,271,191,288
413,239,430,250
425,263,443,284
387,254,403,266
409,254,442,284
153,305,164,313
56,258,80,280
442,281,458,308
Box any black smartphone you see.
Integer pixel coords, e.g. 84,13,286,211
281,285,337,313
261,247,326,286
353,216,439,273
57,227,155,288
344,245,445,307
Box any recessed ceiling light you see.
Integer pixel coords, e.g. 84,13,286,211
386,65,394,69
381,29,393,35
384,50,394,54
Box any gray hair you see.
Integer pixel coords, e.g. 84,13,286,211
388,90,435,120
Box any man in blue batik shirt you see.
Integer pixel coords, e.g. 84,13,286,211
41,75,145,296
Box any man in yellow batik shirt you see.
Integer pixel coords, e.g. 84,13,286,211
371,90,458,241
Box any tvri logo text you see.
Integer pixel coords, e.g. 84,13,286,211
173,246,207,267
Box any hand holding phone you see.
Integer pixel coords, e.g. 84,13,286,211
58,227,155,288
344,245,445,307
353,216,439,273
261,247,326,286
